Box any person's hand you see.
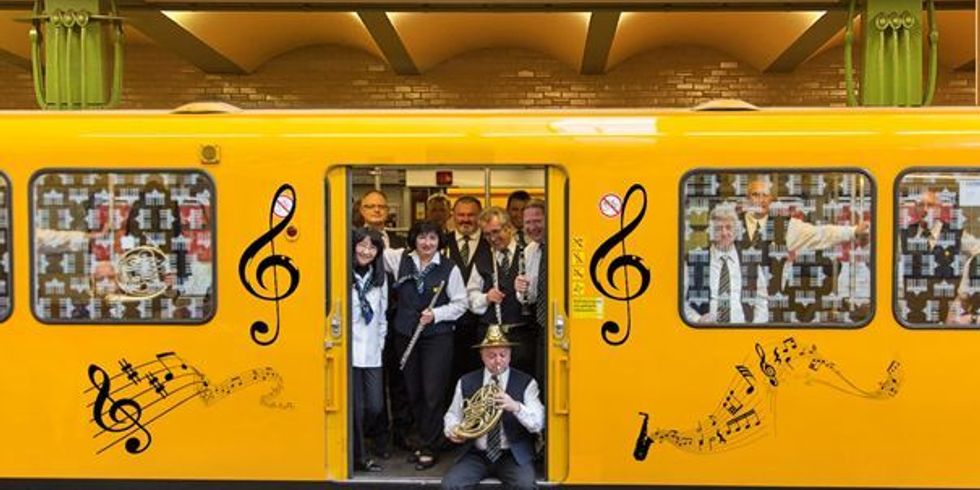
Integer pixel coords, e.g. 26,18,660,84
514,275,529,294
495,391,520,413
855,221,870,236
447,427,466,444
487,288,506,304
419,308,435,326
698,312,715,323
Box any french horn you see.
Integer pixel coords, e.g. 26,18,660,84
108,245,171,302
452,381,503,440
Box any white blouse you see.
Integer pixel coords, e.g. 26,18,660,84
351,271,388,368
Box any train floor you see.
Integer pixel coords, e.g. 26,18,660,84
351,445,545,482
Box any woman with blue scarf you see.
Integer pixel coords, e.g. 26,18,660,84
351,228,388,472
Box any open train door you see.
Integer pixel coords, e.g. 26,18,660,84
324,165,350,480
546,165,570,483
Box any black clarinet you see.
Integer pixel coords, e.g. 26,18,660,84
517,234,532,316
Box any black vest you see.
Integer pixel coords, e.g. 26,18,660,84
444,232,491,284
460,368,535,466
392,253,455,337
899,221,978,324
473,247,526,326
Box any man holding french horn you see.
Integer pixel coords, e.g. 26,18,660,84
465,207,541,375
441,325,544,489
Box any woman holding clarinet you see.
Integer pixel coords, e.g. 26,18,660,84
383,220,467,470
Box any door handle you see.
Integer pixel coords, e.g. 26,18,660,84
329,300,342,340
324,355,338,412
553,357,569,415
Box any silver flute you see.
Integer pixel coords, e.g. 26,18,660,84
399,280,446,371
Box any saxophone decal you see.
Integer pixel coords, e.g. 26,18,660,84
632,337,902,460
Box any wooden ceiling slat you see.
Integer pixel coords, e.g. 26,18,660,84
581,10,620,74
0,47,29,70
126,10,248,74
358,10,419,75
764,11,849,73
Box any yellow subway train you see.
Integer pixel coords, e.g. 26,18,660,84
0,104,979,488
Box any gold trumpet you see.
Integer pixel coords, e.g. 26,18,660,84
452,381,503,440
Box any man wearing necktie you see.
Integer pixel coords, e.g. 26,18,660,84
446,196,493,381
466,207,536,375
515,199,546,388
898,189,980,324
684,204,768,324
740,177,870,323
443,325,544,490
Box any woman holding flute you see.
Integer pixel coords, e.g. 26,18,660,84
383,220,468,470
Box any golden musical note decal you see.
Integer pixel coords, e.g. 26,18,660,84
632,337,902,460
84,351,294,455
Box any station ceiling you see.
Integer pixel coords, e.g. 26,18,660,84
0,1,974,76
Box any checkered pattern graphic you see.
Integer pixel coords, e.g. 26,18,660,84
32,172,215,322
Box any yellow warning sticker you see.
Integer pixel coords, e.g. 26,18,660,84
571,297,604,319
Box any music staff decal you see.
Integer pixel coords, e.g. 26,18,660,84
239,184,300,346
632,337,902,460
85,351,293,455
589,184,650,346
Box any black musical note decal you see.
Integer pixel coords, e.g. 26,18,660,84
239,184,301,346
86,351,294,455
589,184,651,346
88,364,152,455
633,337,903,459
755,342,779,387
735,364,756,394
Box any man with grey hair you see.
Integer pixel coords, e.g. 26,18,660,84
466,207,538,374
684,204,768,324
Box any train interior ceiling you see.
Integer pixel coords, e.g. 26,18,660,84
347,166,548,481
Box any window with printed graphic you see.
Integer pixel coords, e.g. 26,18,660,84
0,175,11,322
31,171,215,323
895,170,980,328
680,170,874,327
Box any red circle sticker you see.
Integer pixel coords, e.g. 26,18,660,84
599,193,622,218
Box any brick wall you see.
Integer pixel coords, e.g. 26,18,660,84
0,43,974,110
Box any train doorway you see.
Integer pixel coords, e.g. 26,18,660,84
325,165,568,484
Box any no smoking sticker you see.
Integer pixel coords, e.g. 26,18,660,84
599,193,622,218
274,194,294,218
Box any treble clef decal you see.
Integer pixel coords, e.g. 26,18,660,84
88,364,152,454
589,184,651,346
239,184,301,346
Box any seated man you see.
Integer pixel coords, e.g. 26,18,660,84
442,325,544,490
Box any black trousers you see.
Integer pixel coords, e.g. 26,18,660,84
352,367,384,465
374,328,414,451
441,450,535,489
395,331,454,453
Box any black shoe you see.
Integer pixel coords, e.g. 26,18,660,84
355,459,383,472
406,450,421,464
415,453,437,471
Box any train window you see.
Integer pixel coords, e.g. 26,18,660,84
0,174,10,322
680,170,874,327
31,170,215,323
895,169,980,328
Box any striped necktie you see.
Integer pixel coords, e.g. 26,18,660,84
718,256,731,323
536,245,547,328
485,375,503,463
460,235,472,264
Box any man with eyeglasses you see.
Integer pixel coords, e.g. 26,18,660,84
359,189,406,249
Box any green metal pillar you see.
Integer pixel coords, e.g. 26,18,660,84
29,0,123,109
845,0,938,106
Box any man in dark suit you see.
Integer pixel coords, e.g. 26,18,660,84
445,196,493,379
442,325,544,490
